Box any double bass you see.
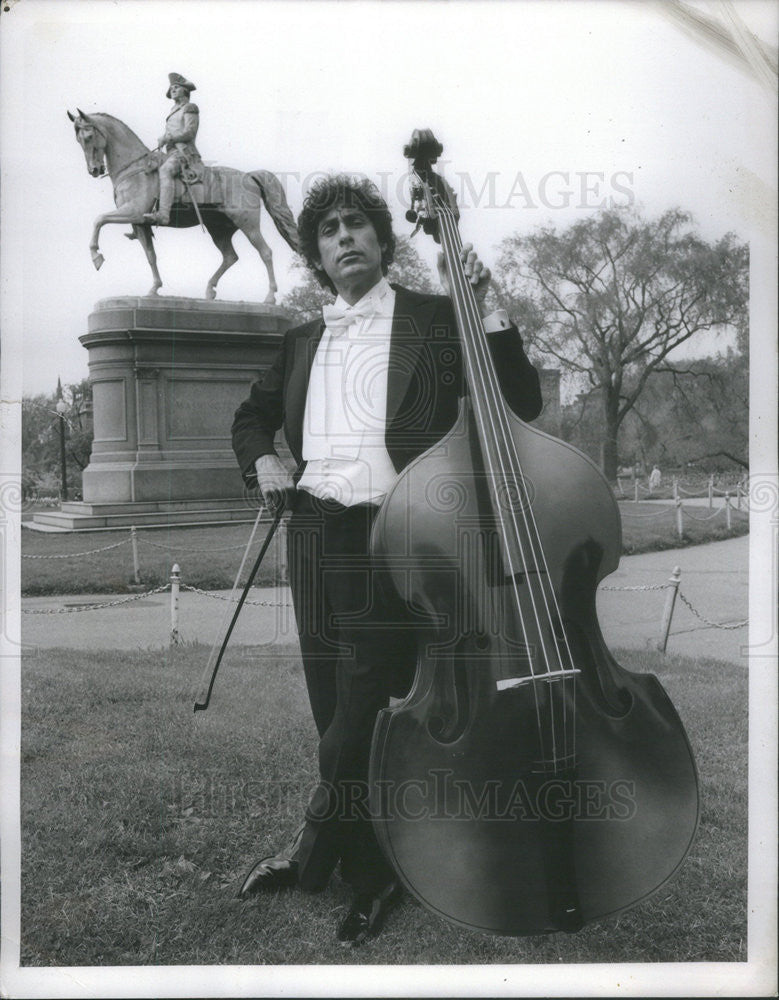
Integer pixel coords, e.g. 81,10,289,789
369,130,699,935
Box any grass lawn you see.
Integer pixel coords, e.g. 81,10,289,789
20,644,746,966
21,520,287,596
21,502,748,596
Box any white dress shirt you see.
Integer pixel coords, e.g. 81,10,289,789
299,277,398,506
298,277,511,507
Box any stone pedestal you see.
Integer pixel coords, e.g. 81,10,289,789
30,296,291,531
80,296,290,503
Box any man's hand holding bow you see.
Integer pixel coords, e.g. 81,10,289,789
254,454,294,512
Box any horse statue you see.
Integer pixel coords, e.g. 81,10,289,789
68,110,299,302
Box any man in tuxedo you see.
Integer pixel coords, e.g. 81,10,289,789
231,175,542,944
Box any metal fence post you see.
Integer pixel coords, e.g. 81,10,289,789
130,526,141,585
675,498,684,541
708,474,714,509
634,479,639,503
725,492,732,530
170,563,181,645
672,475,678,501
657,566,682,653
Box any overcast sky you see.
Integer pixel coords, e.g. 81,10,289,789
1,0,776,396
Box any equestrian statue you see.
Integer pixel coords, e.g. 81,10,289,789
68,73,299,302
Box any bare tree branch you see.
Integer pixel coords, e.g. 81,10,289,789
494,207,748,477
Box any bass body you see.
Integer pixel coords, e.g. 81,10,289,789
370,398,699,935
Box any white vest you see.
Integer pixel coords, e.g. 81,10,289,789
298,278,398,506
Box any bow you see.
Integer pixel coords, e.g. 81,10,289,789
193,492,292,712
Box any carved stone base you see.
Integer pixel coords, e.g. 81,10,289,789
78,295,291,505
26,497,259,532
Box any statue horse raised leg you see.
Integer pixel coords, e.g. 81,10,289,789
68,110,298,302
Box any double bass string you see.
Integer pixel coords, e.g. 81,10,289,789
435,195,579,773
444,203,581,772
438,205,575,771
428,195,552,763
432,205,556,728
441,203,581,773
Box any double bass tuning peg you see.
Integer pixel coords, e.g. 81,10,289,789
405,208,435,240
406,207,425,239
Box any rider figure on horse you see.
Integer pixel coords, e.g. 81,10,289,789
144,72,202,226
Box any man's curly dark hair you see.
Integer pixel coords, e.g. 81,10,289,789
297,174,396,293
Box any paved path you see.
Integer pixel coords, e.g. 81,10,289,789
21,536,749,664
596,534,748,665
21,584,298,652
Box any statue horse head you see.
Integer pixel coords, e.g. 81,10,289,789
68,110,109,176
67,110,149,180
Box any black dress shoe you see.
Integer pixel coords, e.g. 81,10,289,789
237,855,298,898
237,824,306,898
336,880,403,945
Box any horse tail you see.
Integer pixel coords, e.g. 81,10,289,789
249,170,299,252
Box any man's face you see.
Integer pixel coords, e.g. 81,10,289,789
315,205,385,302
170,84,186,101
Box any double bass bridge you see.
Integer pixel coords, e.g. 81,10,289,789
496,667,581,691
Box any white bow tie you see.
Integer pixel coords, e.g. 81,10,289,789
322,300,379,332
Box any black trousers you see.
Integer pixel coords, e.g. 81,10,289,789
286,489,416,894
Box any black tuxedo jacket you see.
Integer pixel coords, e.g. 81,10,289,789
232,285,542,486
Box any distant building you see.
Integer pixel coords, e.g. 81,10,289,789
534,368,561,436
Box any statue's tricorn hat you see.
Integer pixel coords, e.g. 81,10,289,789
166,73,196,99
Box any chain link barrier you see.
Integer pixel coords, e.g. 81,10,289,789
136,535,253,554
677,590,748,630
683,506,727,523
599,580,748,631
21,584,170,614
675,484,741,498
21,573,747,637
617,475,746,499
180,583,292,608
22,537,132,560
22,529,266,560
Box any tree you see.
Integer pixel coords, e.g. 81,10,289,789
22,379,93,498
494,208,749,480
623,350,749,471
281,235,437,321
558,342,749,476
